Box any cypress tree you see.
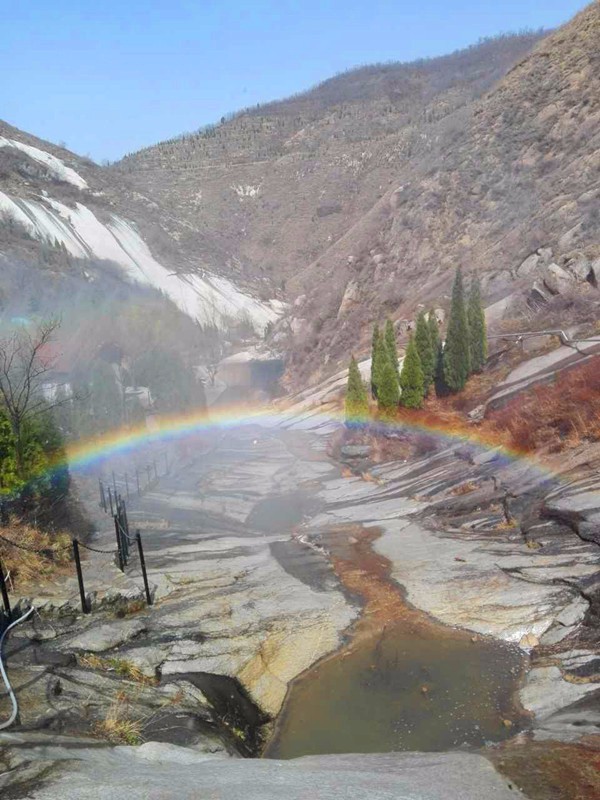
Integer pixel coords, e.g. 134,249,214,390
414,311,434,394
428,310,440,353
399,334,425,409
370,324,381,397
345,356,369,422
428,310,445,396
384,319,400,379
468,275,487,373
377,358,400,416
442,267,471,392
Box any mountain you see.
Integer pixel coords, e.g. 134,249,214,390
114,30,546,291
3,3,599,392
278,0,600,386
0,120,282,333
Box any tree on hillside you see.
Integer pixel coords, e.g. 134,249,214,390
345,356,369,422
377,358,400,416
468,275,487,373
442,267,471,392
428,310,445,396
384,319,400,380
0,319,66,478
400,334,425,408
370,323,382,397
428,310,441,361
414,311,434,394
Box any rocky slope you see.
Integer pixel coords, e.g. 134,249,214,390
0,120,282,332
281,0,600,386
107,4,600,389
114,30,545,291
1,411,599,798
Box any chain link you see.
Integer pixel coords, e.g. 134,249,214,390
77,541,118,556
0,532,72,555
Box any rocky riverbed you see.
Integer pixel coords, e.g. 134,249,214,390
1,415,599,798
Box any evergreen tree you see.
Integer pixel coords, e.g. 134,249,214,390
370,324,381,397
345,356,369,422
384,319,400,379
428,311,445,396
428,310,440,354
399,335,425,408
468,275,487,373
377,359,400,416
442,267,471,392
414,311,434,394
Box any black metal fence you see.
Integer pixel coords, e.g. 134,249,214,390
0,492,154,622
99,452,170,512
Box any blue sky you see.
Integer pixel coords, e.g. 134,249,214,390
1,0,587,162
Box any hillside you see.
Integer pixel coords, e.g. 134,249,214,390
0,119,281,333
114,31,545,297
277,2,600,386
3,4,600,393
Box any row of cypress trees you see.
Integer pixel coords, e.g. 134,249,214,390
344,268,487,421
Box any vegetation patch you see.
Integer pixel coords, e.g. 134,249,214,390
93,691,143,745
78,653,157,686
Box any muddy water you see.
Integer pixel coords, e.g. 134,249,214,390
266,524,528,759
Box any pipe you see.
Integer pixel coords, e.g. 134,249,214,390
0,605,34,730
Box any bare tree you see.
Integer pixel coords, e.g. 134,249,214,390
0,319,67,474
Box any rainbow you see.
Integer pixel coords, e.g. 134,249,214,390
61,402,536,473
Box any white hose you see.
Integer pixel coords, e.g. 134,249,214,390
0,605,34,730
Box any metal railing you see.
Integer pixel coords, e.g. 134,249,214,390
0,492,154,621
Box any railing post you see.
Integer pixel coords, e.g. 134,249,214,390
146,465,152,486
0,559,12,621
72,540,89,614
164,452,169,474
136,468,141,496
136,530,153,606
99,479,107,512
114,514,124,571
125,472,130,500
153,460,158,481
107,486,114,517
112,470,118,500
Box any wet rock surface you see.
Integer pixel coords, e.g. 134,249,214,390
1,416,599,796
0,738,523,800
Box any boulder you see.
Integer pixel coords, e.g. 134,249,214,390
565,253,592,282
591,258,600,287
337,280,361,317
372,253,385,265
537,247,554,265
542,263,575,295
517,253,541,277
484,296,513,325
340,445,371,460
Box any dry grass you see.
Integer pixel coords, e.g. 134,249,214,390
78,653,156,686
94,691,143,745
451,481,479,496
0,521,72,589
486,357,600,453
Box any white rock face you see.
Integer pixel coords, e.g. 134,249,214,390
0,191,280,332
0,137,88,189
